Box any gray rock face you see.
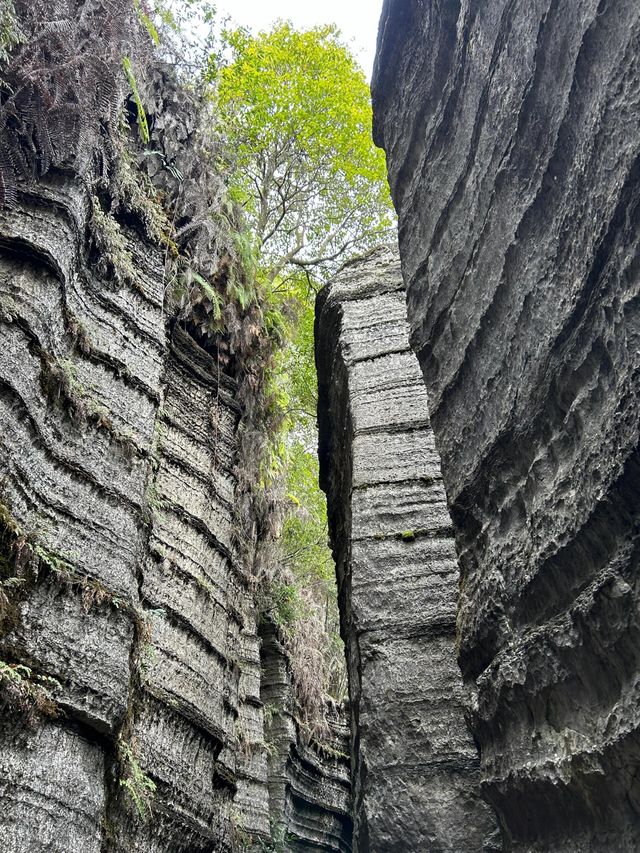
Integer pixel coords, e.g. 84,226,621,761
316,247,498,852
0,724,106,853
0,172,162,853
373,1,640,849
0,173,351,853
260,620,352,852
0,165,251,851
0,56,350,853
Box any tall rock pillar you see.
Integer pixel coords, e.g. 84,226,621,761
316,247,498,851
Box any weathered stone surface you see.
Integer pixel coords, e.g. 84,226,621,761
316,247,498,851
373,1,640,848
0,167,162,848
135,323,270,850
0,4,353,846
0,171,291,852
260,620,352,852
1,580,133,735
120,696,233,853
0,723,105,853
0,19,351,852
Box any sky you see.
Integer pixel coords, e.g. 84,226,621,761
215,0,384,79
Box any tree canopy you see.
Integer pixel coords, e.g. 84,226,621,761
202,20,396,707
213,22,394,282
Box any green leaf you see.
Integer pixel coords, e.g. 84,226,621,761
122,56,150,144
192,271,223,321
133,0,160,46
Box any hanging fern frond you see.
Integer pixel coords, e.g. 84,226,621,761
0,0,152,205
133,0,160,47
0,142,17,207
0,0,24,65
191,270,223,322
227,277,256,312
122,56,150,144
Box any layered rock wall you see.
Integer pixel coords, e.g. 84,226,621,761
316,247,498,852
0,163,352,853
373,1,640,849
0,168,263,851
0,36,351,853
260,620,352,852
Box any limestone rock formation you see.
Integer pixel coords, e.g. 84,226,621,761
260,620,352,852
0,164,264,852
0,6,351,849
0,133,352,853
316,247,498,852
373,1,640,849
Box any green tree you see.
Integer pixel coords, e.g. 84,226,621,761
213,22,394,282
200,20,393,713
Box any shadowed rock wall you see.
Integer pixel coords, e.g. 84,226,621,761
373,1,640,849
260,620,352,852
316,247,498,852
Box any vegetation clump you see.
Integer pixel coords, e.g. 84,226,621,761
0,500,35,636
117,734,157,820
0,0,148,205
0,0,23,65
0,507,62,722
90,195,143,291
0,659,60,722
214,21,393,280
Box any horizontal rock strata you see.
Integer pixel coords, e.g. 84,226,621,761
0,168,258,851
373,1,640,849
0,95,351,853
316,246,498,852
260,620,353,852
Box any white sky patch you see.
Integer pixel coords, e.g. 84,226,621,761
215,0,384,79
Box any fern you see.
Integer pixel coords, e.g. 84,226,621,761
227,276,256,311
133,0,160,47
232,226,258,279
0,0,149,201
89,195,140,289
0,0,23,64
118,736,157,820
192,271,223,321
122,56,150,144
0,658,60,719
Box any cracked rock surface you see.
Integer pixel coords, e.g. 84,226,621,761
0,168,261,851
